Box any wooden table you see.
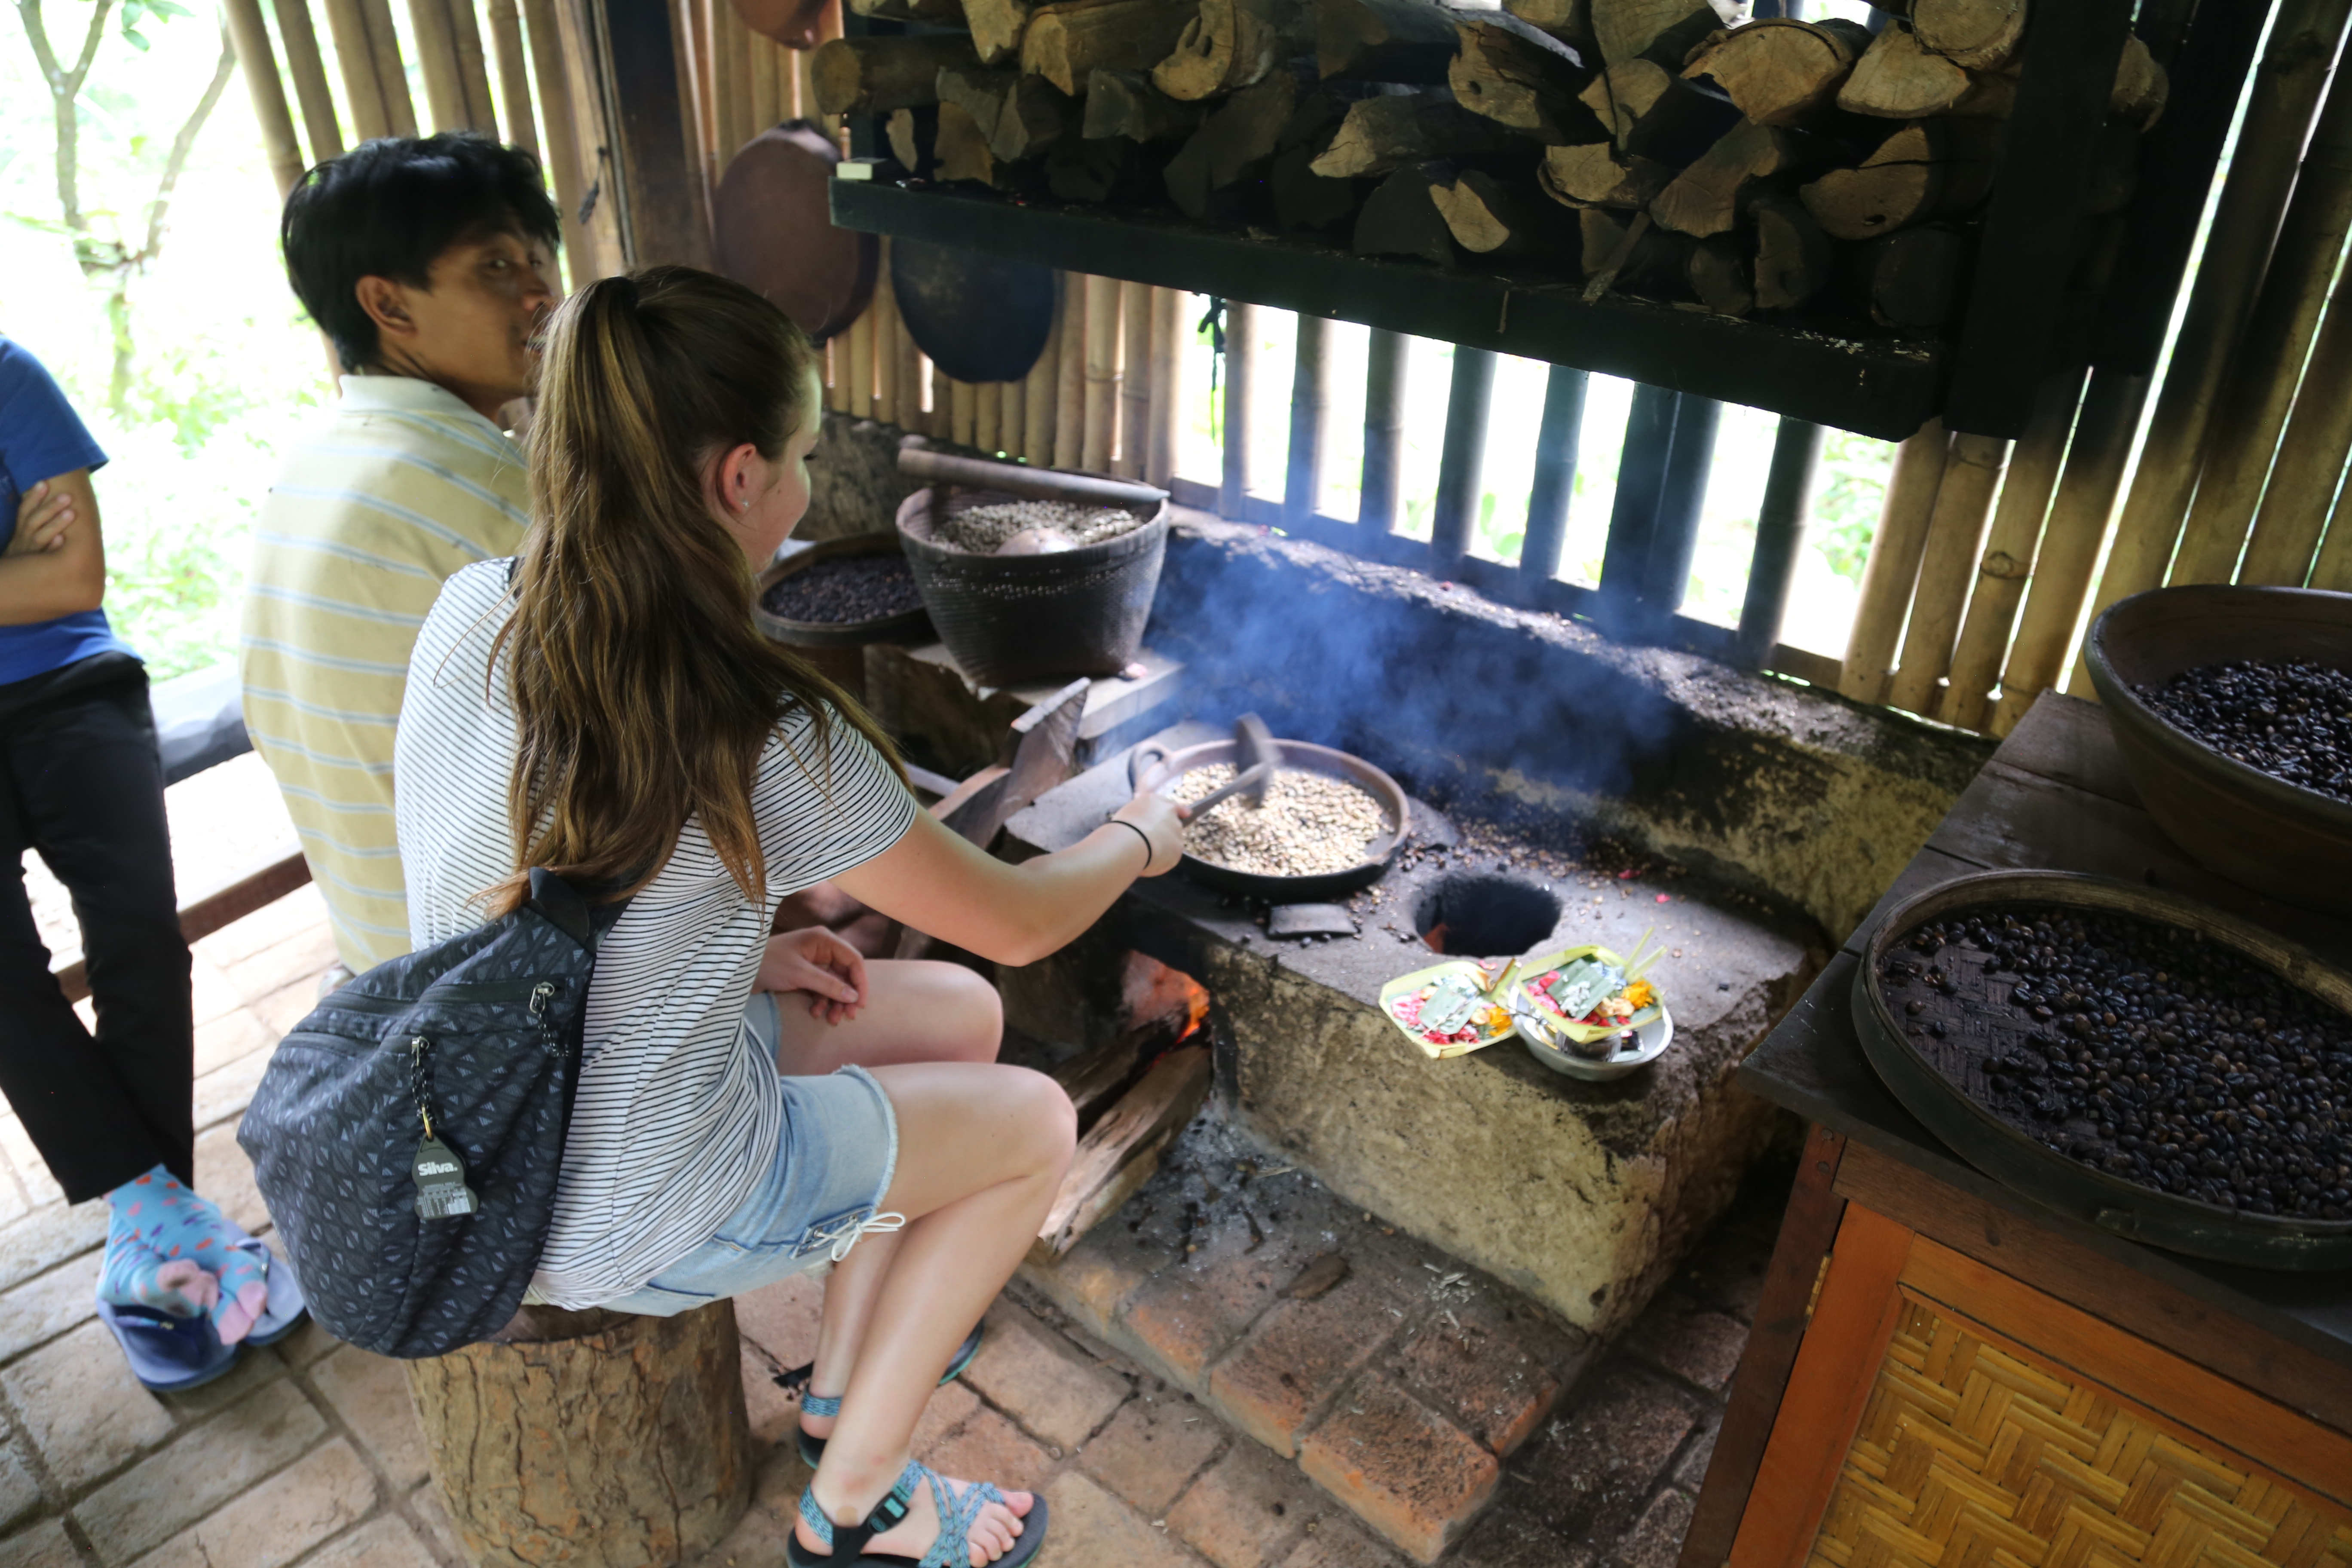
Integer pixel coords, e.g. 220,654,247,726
1680,692,2352,1568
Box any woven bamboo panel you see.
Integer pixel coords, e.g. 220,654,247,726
1806,1299,2352,1568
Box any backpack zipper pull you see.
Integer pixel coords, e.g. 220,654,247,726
530,982,562,1056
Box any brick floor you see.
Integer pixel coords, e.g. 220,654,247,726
0,881,1800,1568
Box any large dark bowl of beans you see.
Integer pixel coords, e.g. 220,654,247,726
753,532,932,648
1856,869,2352,1270
2086,585,2352,915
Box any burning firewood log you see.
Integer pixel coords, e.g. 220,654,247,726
1798,116,2000,241
1680,17,1874,126
813,34,982,115
1313,0,1461,85
1023,0,1201,95
1152,0,1305,99
1084,67,1207,139
1354,162,1458,263
1432,166,1579,258
1542,140,1675,208
1580,58,1739,160
1650,118,1813,237
1448,17,1598,142
1310,90,1532,179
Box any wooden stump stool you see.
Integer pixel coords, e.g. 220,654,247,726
406,1302,753,1568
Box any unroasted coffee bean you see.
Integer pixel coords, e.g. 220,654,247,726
2137,658,2352,801
1880,903,2352,1222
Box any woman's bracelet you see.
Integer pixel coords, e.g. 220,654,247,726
1109,818,1155,872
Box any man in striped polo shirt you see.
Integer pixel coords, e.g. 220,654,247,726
244,135,560,975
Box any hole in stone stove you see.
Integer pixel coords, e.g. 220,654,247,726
1413,873,1562,957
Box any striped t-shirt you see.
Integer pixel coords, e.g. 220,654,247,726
395,559,918,1307
241,375,530,973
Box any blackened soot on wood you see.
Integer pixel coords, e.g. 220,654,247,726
2137,659,2352,802
1879,903,2352,1222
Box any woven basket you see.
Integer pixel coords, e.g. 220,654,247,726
895,485,1169,686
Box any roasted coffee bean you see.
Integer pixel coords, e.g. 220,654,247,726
2136,658,2352,802
1882,903,2352,1220
760,554,924,625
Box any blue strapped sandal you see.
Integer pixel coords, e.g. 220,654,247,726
790,1322,986,1466
783,1460,1048,1568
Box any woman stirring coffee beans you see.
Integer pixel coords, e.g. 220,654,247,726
394,266,1185,1568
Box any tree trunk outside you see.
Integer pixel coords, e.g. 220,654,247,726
406,1302,753,1568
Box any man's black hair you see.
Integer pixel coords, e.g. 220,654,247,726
282,133,562,373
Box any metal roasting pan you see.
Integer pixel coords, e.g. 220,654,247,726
1854,869,2352,1272
1130,736,1409,903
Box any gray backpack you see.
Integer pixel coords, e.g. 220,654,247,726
239,871,625,1357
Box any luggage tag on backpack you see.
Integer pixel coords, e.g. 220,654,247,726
414,1133,479,1221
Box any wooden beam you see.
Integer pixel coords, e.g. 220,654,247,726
593,0,715,267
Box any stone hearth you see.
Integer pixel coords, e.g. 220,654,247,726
1004,723,1820,1338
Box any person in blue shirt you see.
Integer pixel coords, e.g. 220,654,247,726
0,337,297,1390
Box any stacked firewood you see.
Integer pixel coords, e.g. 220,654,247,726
813,0,2166,332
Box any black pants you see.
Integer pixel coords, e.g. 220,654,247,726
0,652,192,1202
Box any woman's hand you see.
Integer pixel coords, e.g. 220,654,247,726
6,481,75,558
759,926,868,1024
1113,790,1186,878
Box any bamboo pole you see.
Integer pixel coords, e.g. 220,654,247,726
487,0,539,151
751,36,781,129
686,0,716,186
976,380,1001,453
1116,282,1152,480
900,324,926,433
1082,275,1122,472
361,0,419,134
407,0,473,132
1886,435,2012,716
1146,286,1182,487
1023,291,1059,466
318,0,392,138
449,0,500,133
2244,271,2352,585
1221,301,1256,519
2170,58,2352,586
1054,275,1086,471
273,0,343,161
1839,420,1951,705
726,0,758,153
224,0,309,196
2000,369,2153,727
1940,364,2087,732
2086,0,2352,615
2310,496,2352,589
850,309,877,422
873,251,898,425
1001,371,1026,459
951,379,977,447
522,0,600,282
828,341,849,413
708,0,743,162
930,361,952,440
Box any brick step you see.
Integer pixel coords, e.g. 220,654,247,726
1020,1115,1596,1562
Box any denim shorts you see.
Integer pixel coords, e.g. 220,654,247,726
603,993,901,1316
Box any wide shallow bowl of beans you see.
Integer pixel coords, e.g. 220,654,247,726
1130,735,1409,902
753,532,933,648
2085,585,2352,913
1855,869,2352,1271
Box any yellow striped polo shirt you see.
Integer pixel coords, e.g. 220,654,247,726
240,374,529,974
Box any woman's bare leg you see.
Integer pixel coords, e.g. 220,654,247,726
794,1061,1076,1564
775,960,1003,1445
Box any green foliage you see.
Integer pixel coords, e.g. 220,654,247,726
116,0,192,52
1813,428,1895,585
